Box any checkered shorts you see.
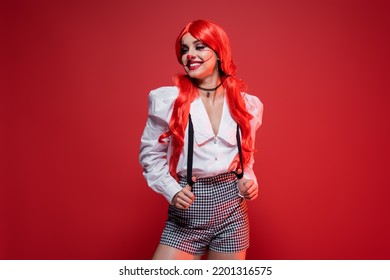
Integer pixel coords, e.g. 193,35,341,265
160,172,249,255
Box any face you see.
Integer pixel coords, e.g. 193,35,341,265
180,33,219,81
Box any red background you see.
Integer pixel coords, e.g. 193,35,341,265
1,0,389,259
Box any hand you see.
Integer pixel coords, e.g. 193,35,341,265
171,176,196,209
237,178,258,201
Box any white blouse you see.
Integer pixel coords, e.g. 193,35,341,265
139,86,263,203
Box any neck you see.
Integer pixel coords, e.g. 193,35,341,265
194,75,223,98
197,84,224,100
196,73,221,88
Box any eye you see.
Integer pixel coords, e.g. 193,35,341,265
195,44,207,50
180,46,189,54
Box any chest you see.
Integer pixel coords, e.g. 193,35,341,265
201,96,224,136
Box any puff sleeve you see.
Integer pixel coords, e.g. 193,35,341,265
139,87,182,203
242,93,264,185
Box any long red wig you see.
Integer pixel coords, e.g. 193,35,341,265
159,20,254,180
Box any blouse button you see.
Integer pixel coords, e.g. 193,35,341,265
215,157,218,161
214,137,217,144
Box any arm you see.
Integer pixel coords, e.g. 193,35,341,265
238,94,264,200
139,87,182,203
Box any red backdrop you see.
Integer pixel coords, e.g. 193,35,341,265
1,0,389,259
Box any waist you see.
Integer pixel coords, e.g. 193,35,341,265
179,172,238,185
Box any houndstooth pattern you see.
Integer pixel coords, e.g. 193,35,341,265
160,172,249,255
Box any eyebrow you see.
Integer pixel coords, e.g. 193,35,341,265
181,40,203,47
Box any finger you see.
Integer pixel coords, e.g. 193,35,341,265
191,176,197,183
174,202,186,210
244,179,253,187
172,190,191,209
172,196,185,209
246,191,258,201
176,196,191,209
182,186,195,200
178,190,194,204
244,189,257,200
236,168,242,174
244,181,256,195
245,187,258,200
176,203,188,210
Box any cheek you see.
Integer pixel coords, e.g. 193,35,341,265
202,50,216,62
181,55,187,65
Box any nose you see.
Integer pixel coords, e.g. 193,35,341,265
187,54,196,60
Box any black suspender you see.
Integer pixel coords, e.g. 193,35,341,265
235,124,244,179
186,114,244,186
187,115,195,186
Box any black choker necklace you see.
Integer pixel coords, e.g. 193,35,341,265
196,81,223,97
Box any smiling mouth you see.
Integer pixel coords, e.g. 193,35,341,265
187,61,203,70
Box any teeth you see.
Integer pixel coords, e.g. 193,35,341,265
189,63,201,66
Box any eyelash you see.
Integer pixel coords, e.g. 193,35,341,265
180,45,207,54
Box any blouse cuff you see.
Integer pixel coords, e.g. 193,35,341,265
162,179,183,204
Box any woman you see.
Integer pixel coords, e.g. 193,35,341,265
139,19,263,260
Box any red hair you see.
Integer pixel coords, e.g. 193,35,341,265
159,20,254,180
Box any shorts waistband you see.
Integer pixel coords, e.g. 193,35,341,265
179,172,238,185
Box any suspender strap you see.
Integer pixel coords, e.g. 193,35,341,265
187,115,195,186
187,114,244,184
235,124,244,179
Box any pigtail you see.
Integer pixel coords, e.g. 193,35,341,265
159,75,197,180
224,75,254,167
